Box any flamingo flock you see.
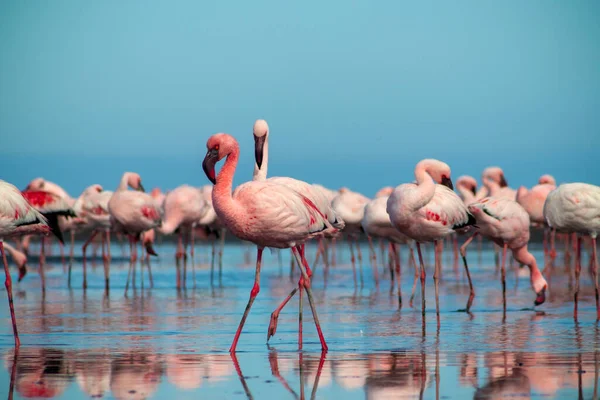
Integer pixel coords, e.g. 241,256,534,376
1,119,599,353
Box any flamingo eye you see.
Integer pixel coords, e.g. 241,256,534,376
214,145,219,151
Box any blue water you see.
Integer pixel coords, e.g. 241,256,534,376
0,239,598,399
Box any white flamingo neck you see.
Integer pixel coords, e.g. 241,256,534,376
117,173,130,192
411,163,436,210
252,134,269,182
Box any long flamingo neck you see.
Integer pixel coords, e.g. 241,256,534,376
252,135,269,182
117,174,130,191
412,164,436,210
458,185,475,204
484,178,500,195
213,146,242,225
513,246,546,292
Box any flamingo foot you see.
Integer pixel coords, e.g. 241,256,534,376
267,312,280,341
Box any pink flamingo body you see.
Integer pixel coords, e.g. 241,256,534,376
544,182,600,319
108,172,161,263
516,175,556,226
0,179,51,348
462,197,548,312
387,159,475,323
203,132,330,352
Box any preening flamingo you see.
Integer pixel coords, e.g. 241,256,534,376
544,182,600,319
202,132,331,352
460,197,548,313
387,159,475,325
456,176,478,205
482,167,517,200
0,179,51,348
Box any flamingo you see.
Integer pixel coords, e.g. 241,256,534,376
459,196,548,313
108,172,161,265
197,184,226,280
64,184,103,267
0,179,51,348
251,119,343,346
482,167,517,200
456,176,478,205
202,132,330,352
543,182,600,319
159,184,208,288
20,189,76,291
386,159,475,325
77,188,114,289
361,187,416,306
24,178,75,261
331,187,370,284
517,174,557,259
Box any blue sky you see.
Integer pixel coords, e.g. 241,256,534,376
1,0,598,197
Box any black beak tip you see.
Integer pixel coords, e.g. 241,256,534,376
441,176,454,190
534,288,546,306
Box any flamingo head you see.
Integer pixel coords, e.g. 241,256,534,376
538,174,556,186
418,159,453,190
126,172,144,192
25,177,46,191
532,273,548,306
253,119,269,170
456,175,477,195
203,133,238,185
483,167,507,187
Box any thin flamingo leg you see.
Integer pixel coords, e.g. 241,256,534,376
592,236,599,320
416,243,426,317
367,236,379,285
293,246,328,352
1,242,20,348
549,228,557,260
501,243,508,314
459,233,478,312
574,235,581,320
433,240,441,329
39,239,46,293
82,230,99,290
390,242,402,308
230,248,263,353
409,246,419,307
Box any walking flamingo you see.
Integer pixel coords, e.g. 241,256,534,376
251,119,343,346
202,132,331,352
386,159,475,326
108,172,161,265
1,179,51,347
459,196,548,313
544,182,600,319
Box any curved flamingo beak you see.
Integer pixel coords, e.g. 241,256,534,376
137,183,145,192
534,285,546,306
441,176,454,190
18,265,27,282
203,149,219,185
470,186,476,196
254,135,266,170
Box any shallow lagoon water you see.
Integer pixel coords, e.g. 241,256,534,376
0,241,599,399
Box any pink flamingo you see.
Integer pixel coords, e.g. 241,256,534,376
3,243,28,282
386,159,475,325
252,120,342,346
65,184,103,266
517,174,557,258
108,172,161,265
0,179,51,347
21,189,75,291
362,187,416,305
331,187,370,284
544,182,600,319
482,167,517,200
24,178,75,261
159,185,208,288
77,188,114,289
456,176,478,205
202,132,331,352
460,196,548,313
